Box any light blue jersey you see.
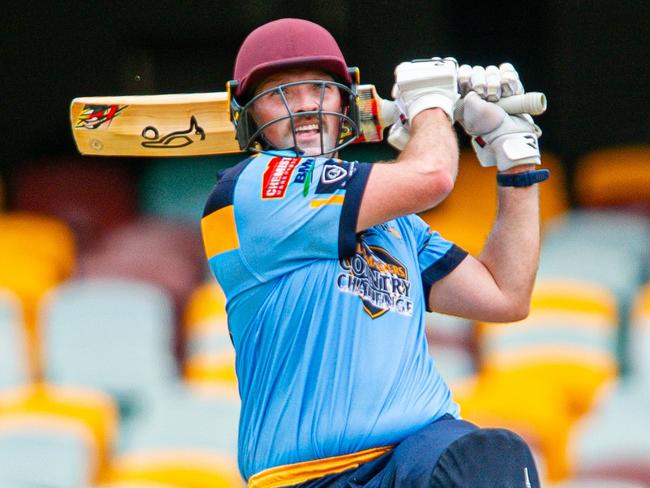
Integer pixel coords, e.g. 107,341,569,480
201,151,468,480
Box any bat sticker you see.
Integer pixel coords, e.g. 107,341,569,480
140,116,206,148
75,104,127,129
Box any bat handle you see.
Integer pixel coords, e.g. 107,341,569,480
454,92,547,119
378,92,547,130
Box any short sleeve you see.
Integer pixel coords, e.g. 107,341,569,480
408,215,468,311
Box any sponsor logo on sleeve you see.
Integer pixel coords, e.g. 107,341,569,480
315,160,356,194
261,156,302,199
337,241,413,319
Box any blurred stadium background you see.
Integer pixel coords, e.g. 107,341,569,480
1,1,649,487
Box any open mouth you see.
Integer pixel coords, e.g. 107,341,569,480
295,123,321,136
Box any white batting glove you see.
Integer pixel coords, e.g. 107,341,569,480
457,92,542,171
387,113,410,152
392,57,460,123
457,63,524,101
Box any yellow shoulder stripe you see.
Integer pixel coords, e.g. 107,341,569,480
201,205,240,258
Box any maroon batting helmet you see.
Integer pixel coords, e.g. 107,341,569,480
233,18,354,100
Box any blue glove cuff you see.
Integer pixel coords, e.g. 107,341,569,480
496,169,550,187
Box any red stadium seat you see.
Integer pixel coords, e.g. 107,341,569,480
10,156,138,251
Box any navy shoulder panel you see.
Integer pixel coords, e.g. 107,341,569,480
202,156,254,217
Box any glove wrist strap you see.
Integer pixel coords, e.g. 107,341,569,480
496,169,550,187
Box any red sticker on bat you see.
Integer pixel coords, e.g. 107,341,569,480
261,156,301,199
75,104,127,129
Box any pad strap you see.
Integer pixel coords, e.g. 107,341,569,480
496,169,550,187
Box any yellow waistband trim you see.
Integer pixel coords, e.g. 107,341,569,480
248,445,393,488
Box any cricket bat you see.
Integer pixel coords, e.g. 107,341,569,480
69,85,400,157
70,87,546,157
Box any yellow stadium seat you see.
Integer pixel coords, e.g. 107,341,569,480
0,383,118,482
574,144,650,209
183,282,227,334
0,212,77,378
456,280,621,483
419,150,568,256
103,450,244,488
477,279,619,420
452,374,572,483
0,211,77,280
0,251,61,378
183,282,236,387
92,483,183,488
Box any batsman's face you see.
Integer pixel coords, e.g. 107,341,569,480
251,69,344,156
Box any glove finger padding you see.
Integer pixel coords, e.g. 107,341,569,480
458,92,542,171
499,63,524,97
458,62,525,100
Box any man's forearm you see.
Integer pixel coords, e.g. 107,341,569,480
478,164,541,318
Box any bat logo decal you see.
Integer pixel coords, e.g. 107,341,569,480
140,116,206,148
76,104,127,129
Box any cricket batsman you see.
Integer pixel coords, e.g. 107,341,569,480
201,17,547,487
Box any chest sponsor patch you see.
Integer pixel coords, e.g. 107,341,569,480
261,156,301,199
337,241,413,319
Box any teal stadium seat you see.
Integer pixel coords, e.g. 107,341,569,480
40,278,178,415
118,383,239,455
139,155,242,223
565,285,650,487
567,379,650,486
104,383,243,487
0,416,96,488
0,290,29,390
425,313,476,383
538,209,650,372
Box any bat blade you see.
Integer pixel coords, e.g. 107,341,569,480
70,92,240,157
70,85,395,157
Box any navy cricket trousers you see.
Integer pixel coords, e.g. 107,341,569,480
293,415,540,487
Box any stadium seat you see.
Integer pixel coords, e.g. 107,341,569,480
182,282,236,386
566,378,650,487
573,144,650,212
419,150,568,256
477,279,619,420
629,282,650,380
452,373,571,484
0,250,61,378
425,312,476,382
0,383,118,485
40,278,179,416
11,156,138,251
455,279,621,483
0,211,77,281
539,209,650,372
552,478,648,488
0,417,95,487
563,284,650,487
103,383,242,488
138,155,242,224
0,289,29,390
92,483,184,488
77,218,205,315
